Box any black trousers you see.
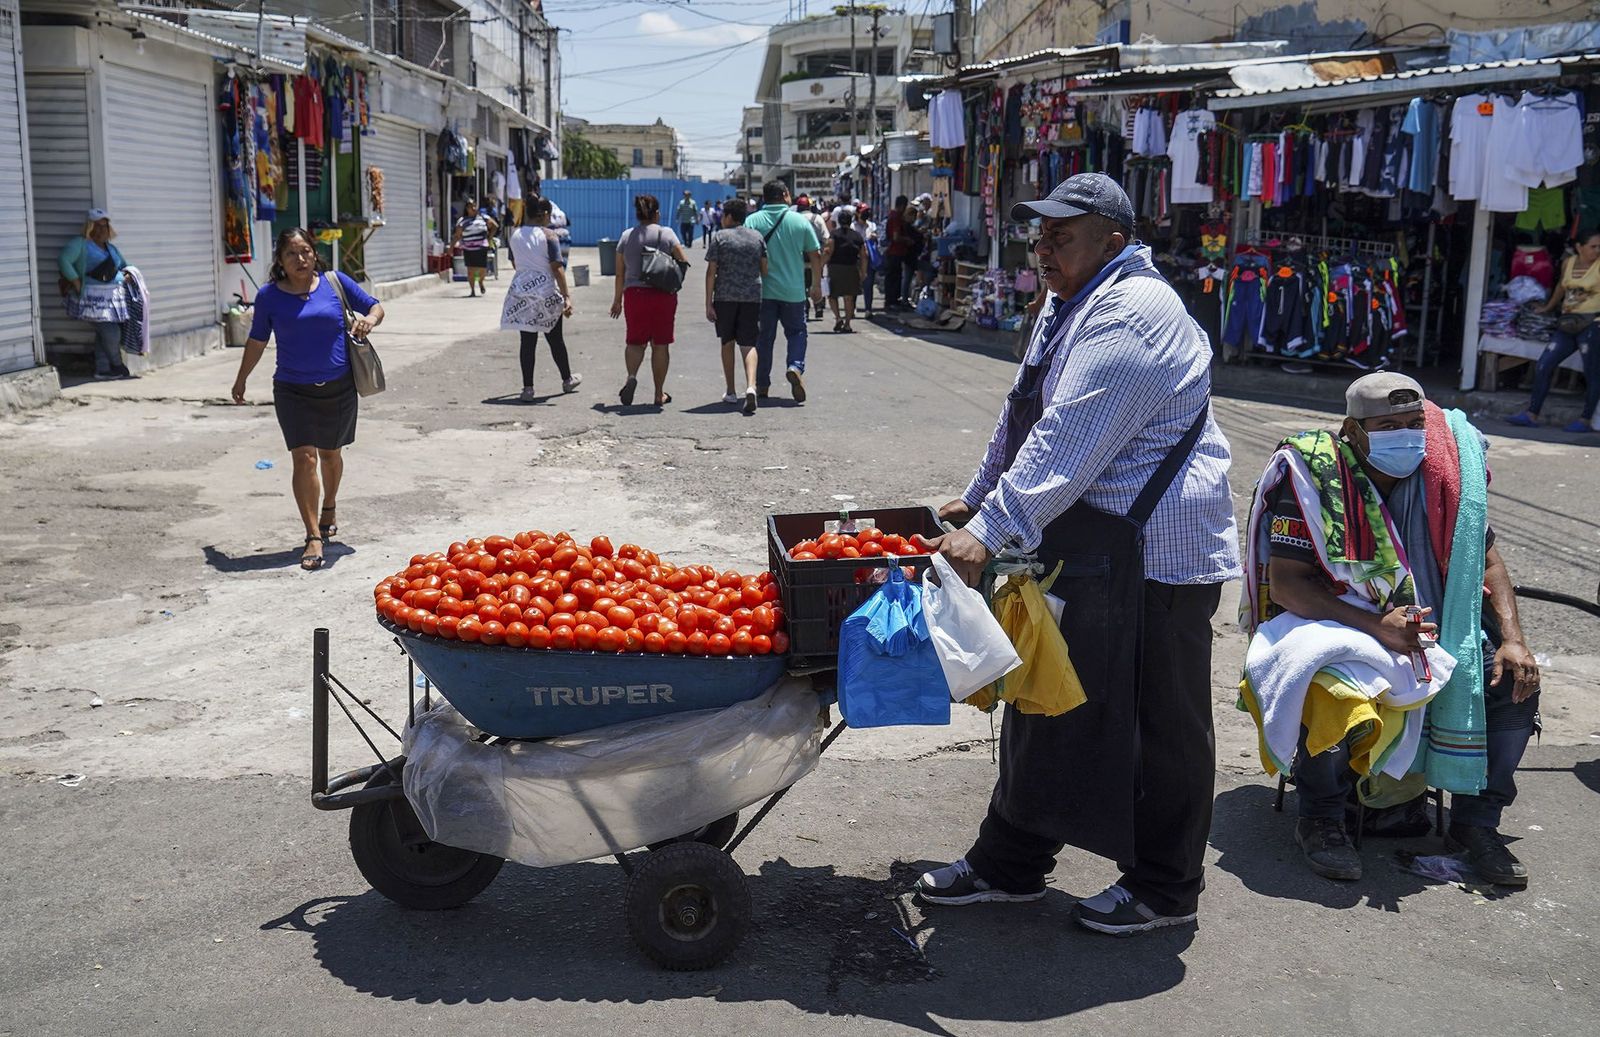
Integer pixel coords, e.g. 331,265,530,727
520,321,572,386
966,581,1222,917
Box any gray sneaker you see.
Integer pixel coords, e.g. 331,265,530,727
915,858,1045,906
1295,817,1363,881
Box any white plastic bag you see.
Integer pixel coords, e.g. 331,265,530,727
922,552,1022,700
401,678,822,868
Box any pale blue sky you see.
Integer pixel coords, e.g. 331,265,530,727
550,0,797,179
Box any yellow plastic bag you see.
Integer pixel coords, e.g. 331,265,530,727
962,566,1087,717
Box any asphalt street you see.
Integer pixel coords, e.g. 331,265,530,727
1,248,1597,1034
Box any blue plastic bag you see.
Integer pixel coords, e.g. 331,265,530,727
837,566,952,728
865,237,884,272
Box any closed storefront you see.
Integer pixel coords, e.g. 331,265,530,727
0,0,41,375
100,62,218,337
362,116,425,283
24,69,91,360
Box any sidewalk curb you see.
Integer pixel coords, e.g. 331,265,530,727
0,364,63,416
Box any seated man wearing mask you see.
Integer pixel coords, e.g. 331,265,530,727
1239,373,1540,887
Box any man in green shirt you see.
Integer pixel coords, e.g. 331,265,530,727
742,181,823,402
676,190,699,248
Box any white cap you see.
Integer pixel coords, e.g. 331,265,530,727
87,207,110,221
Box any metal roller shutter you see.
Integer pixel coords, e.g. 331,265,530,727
24,70,92,359
101,63,218,336
0,0,41,374
363,118,425,283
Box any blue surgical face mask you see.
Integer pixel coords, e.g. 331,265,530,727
1363,427,1427,478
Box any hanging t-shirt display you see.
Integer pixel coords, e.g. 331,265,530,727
1479,93,1529,213
1448,94,1494,201
1400,97,1441,194
1168,108,1216,204
1132,107,1167,157
1508,90,1584,189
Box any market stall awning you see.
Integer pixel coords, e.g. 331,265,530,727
1066,50,1395,98
1210,52,1600,110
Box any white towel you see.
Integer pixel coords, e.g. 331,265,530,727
1244,611,1456,773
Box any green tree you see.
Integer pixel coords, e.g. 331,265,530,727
562,130,628,180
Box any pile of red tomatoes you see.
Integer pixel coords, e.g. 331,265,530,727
785,527,928,560
374,532,788,656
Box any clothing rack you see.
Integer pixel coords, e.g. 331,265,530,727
1241,231,1395,259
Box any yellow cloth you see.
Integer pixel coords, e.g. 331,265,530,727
963,569,1086,717
1238,668,1422,777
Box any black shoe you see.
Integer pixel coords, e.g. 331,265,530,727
1295,817,1362,881
112,363,135,379
915,859,1044,906
1446,824,1528,887
742,390,757,416
1073,884,1196,936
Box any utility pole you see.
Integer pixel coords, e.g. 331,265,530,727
518,7,527,115
954,0,973,64
542,26,555,178
366,0,375,49
847,4,858,154
867,6,880,145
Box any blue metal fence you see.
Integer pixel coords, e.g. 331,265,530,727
542,178,738,246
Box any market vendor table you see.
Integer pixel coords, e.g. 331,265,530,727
1478,333,1584,389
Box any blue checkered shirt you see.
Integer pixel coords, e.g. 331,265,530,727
962,245,1242,585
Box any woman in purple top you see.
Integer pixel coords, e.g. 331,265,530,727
231,228,384,570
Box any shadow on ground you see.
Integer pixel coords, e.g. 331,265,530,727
263,856,1192,1030
202,542,357,572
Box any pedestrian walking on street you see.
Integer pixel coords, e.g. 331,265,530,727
743,181,822,403
883,195,912,311
704,198,768,415
793,195,831,320
699,200,717,249
854,205,880,315
611,193,689,407
504,196,581,400
451,199,499,297
824,206,867,333
915,174,1240,936
230,228,385,571
1505,230,1600,434
58,208,135,380
676,190,699,248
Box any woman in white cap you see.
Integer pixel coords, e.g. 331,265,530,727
59,208,133,379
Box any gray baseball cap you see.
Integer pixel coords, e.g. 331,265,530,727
1010,173,1135,230
1346,372,1426,419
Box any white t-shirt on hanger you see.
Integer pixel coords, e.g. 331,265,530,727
1167,109,1215,204
1479,94,1529,213
1449,94,1494,201
1133,108,1167,157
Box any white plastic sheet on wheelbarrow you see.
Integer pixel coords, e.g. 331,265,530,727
401,678,823,868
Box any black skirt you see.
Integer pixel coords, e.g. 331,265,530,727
274,373,358,450
463,247,490,269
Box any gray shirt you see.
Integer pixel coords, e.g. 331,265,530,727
619,223,683,289
705,226,766,303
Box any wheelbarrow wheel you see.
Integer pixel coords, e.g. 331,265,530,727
646,811,740,852
624,842,751,971
349,768,504,910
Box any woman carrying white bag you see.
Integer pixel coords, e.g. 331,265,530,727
923,552,1021,700
503,197,582,400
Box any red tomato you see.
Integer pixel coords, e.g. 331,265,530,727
457,617,483,643
551,626,576,650
438,615,461,639
624,628,647,652
607,605,637,629
591,536,615,559
730,629,754,655
861,541,885,557
686,631,710,656
752,605,776,634
479,620,505,645
554,593,581,613
476,605,499,622
548,612,577,630
498,602,523,624
484,535,514,555
420,613,441,637
514,532,534,550
551,545,579,570
859,527,884,543
643,631,666,653
751,634,773,655
618,543,641,560
713,615,737,637
676,608,700,634
708,632,732,656
597,627,627,653
570,556,595,580
791,540,819,556
527,624,552,650
504,621,530,648
841,546,861,558
447,541,468,557
664,631,688,654
792,551,819,561
592,597,619,615
635,613,661,634
732,607,755,628
573,624,599,650
506,584,532,606
770,631,790,654
523,608,547,628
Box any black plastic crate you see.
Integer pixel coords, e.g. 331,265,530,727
767,506,943,662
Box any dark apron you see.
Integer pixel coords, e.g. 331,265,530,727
987,272,1209,862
